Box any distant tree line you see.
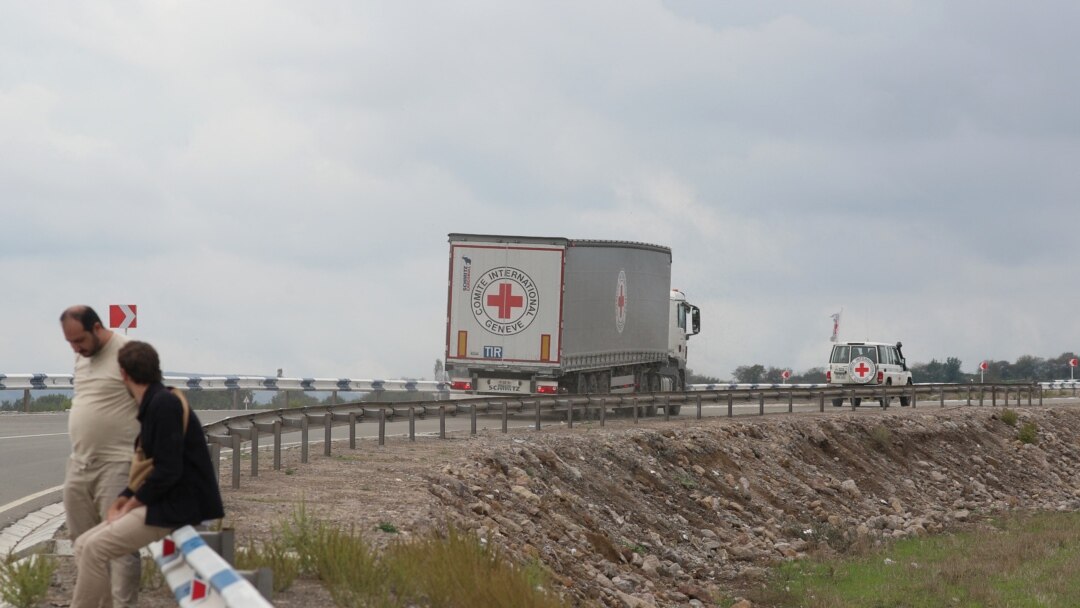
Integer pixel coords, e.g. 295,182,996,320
690,351,1079,385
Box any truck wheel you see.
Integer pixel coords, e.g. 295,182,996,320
853,398,862,407
832,398,844,407
576,374,588,395
645,374,660,416
667,404,681,416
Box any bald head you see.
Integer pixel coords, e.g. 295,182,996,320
60,305,111,357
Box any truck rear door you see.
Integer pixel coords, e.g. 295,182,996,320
446,238,564,369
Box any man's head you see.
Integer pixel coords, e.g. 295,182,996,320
117,341,163,386
60,306,111,357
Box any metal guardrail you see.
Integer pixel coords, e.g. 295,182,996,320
202,382,1062,490
0,373,448,393
150,526,272,607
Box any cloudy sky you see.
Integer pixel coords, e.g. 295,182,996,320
3,1,1078,383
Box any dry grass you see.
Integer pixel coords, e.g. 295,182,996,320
270,505,569,608
0,553,56,608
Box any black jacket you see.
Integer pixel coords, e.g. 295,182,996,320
120,383,224,528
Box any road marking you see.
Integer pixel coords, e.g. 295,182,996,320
0,484,64,518
0,432,69,441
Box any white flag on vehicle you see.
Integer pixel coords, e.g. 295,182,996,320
829,312,841,342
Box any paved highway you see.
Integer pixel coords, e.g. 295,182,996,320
4,396,1079,520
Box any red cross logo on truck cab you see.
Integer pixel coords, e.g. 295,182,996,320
854,362,871,377
487,283,523,319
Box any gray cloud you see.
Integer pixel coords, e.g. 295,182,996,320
3,1,1077,381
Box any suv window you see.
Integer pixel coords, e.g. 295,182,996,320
850,345,878,363
879,346,894,365
830,346,849,364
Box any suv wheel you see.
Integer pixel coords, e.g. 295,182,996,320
899,379,913,406
879,380,893,408
832,398,844,407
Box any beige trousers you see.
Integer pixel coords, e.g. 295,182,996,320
71,506,171,608
64,458,142,608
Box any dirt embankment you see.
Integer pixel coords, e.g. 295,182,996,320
216,406,1080,607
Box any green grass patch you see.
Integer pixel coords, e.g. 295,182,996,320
1000,408,1019,426
752,511,1080,607
0,553,56,608
1018,421,1038,444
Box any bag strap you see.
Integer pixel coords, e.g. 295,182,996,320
169,388,191,434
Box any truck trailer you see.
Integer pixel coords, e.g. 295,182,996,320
444,233,701,403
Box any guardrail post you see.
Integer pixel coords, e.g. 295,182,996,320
788,392,793,413
441,405,447,439
232,389,239,410
250,424,259,478
633,397,639,424
22,389,30,413
378,407,386,446
501,402,508,433
534,401,541,431
850,389,857,411
980,386,985,406
566,399,574,428
818,392,825,413
939,385,945,408
1003,386,1009,407
759,393,765,416
349,412,357,449
600,398,607,427
300,415,309,463
664,394,671,421
208,438,222,481
324,412,333,457
728,393,733,417
330,390,338,405
231,433,242,489
911,386,917,408
992,386,997,407
1039,385,1044,406
271,421,281,470
966,386,971,406
1017,387,1022,407
697,394,703,419
471,403,478,435
409,406,416,441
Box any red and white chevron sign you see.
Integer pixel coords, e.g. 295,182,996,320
109,304,137,329
1070,358,1079,368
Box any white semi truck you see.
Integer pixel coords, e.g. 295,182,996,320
444,234,701,404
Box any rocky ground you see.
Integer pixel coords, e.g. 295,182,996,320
45,405,1080,607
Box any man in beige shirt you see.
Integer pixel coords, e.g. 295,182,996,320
60,305,141,608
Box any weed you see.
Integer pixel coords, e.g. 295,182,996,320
0,553,56,608
869,425,892,451
276,501,321,576
677,473,698,489
378,522,399,534
285,468,296,475
1000,408,1019,426
310,524,386,607
383,527,568,608
1018,421,1038,444
235,537,301,592
140,556,164,591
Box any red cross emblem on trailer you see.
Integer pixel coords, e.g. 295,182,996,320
848,356,876,384
471,266,539,336
615,270,627,333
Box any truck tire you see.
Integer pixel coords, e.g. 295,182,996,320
645,374,660,416
900,379,913,406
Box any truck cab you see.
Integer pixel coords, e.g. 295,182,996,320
667,289,701,384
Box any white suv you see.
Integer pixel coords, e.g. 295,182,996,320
826,341,913,407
